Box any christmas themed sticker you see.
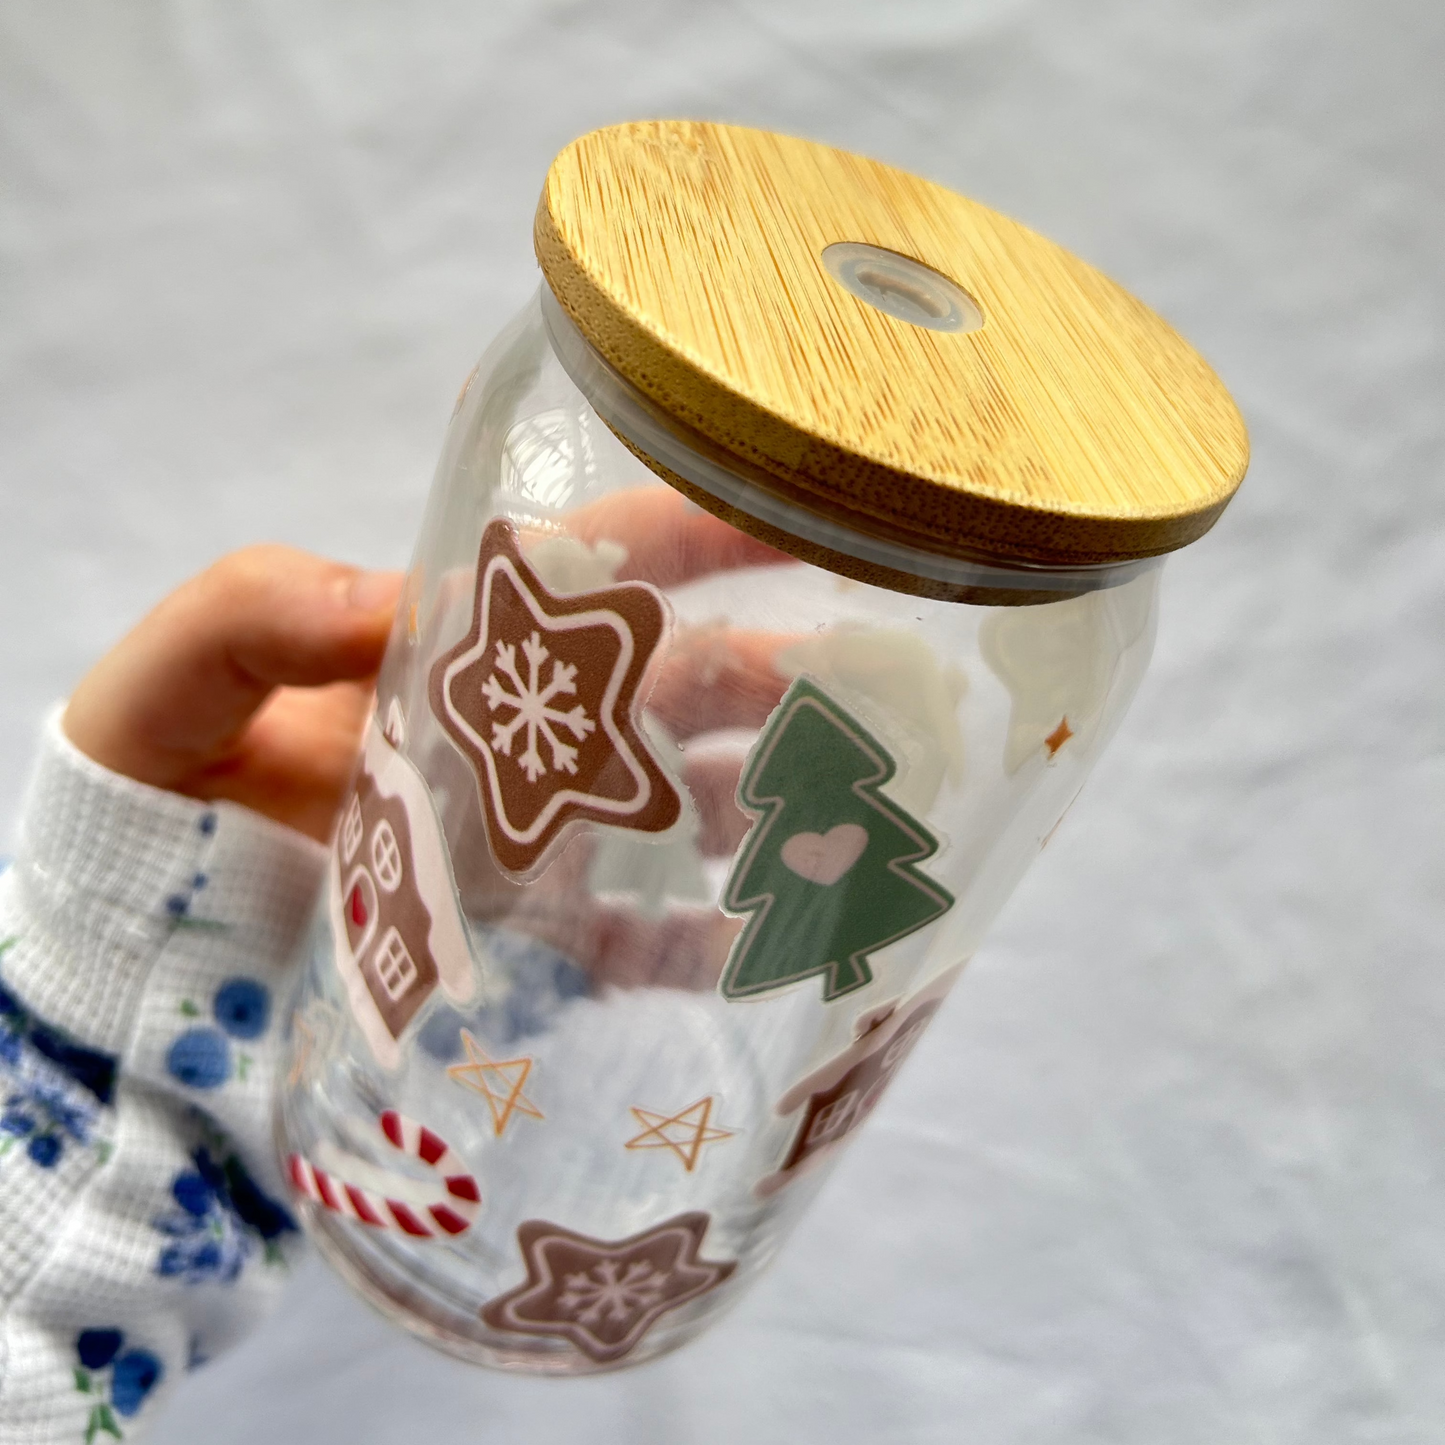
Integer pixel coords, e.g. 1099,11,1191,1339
288,1110,481,1239
755,964,963,1195
978,576,1156,775
719,677,955,1003
429,518,682,878
623,1095,736,1173
328,718,480,1069
446,1028,544,1137
481,1212,735,1364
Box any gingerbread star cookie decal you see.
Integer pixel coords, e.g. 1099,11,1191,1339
430,518,682,877
481,1212,735,1364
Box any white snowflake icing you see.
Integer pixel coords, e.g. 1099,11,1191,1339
481,630,596,784
557,1259,669,1326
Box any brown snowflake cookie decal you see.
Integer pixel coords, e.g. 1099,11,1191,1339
430,518,682,877
755,964,964,1196
481,1212,736,1364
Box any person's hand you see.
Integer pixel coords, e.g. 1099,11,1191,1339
64,547,403,842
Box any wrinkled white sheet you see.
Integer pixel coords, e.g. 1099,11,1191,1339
2,1,1442,1440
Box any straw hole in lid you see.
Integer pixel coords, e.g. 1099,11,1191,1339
822,242,984,334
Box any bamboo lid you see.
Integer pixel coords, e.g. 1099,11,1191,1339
535,120,1248,572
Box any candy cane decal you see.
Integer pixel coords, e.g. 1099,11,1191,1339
288,1110,481,1239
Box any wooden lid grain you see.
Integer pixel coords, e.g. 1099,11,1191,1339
535,120,1249,570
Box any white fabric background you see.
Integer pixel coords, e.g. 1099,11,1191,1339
2,2,1441,1441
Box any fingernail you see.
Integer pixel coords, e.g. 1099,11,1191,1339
346,570,401,611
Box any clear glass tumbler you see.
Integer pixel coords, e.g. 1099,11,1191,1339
277,120,1246,1374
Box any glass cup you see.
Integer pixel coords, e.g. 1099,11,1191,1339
277,284,1168,1373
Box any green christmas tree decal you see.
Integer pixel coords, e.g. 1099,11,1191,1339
719,678,954,1003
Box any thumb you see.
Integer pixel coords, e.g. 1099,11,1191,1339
64,545,404,790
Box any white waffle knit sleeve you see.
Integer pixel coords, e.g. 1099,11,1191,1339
0,710,324,1444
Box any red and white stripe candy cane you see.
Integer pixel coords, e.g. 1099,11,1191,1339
288,1110,481,1239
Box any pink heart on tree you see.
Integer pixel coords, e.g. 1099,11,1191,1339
779,823,869,886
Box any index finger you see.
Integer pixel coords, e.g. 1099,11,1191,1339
64,546,402,791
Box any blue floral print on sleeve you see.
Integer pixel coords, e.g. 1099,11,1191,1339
163,1030,231,1090
164,977,273,1090
212,979,270,1040
0,968,116,1171
73,1329,163,1441
153,1142,297,1283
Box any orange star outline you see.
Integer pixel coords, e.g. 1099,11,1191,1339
447,1029,544,1136
1044,716,1074,757
286,1013,316,1089
286,1004,340,1089
624,1096,735,1172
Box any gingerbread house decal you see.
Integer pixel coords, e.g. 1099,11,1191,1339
755,964,963,1196
330,718,479,1068
338,765,441,1040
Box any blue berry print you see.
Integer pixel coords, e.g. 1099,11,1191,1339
212,979,270,1041
76,1329,123,1370
73,1329,164,1438
26,1133,61,1168
170,1168,213,1218
164,1029,230,1090
110,1351,163,1417
1,1105,33,1137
